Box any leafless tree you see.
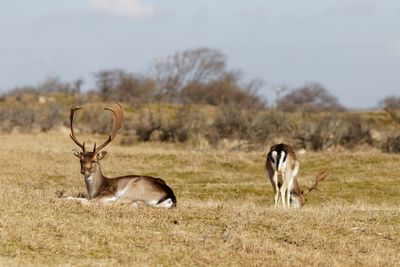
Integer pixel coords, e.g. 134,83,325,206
277,82,345,113
153,48,227,102
380,96,400,124
72,79,84,94
37,76,72,93
182,71,265,109
95,70,122,101
94,69,157,104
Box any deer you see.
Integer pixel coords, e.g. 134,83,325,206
265,143,299,208
289,169,327,208
65,103,177,208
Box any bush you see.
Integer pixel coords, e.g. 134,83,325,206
36,103,64,132
94,70,157,105
182,72,265,109
134,109,162,142
380,96,400,124
153,48,227,102
278,83,345,113
383,136,400,153
294,114,371,150
159,105,206,143
248,111,292,144
212,106,252,140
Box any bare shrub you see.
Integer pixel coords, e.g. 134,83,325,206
0,107,12,133
278,83,345,113
36,104,65,132
37,76,73,94
212,106,253,140
159,105,207,143
3,86,38,99
339,115,372,147
116,74,157,105
211,107,292,146
380,96,400,109
182,72,265,109
295,114,371,150
153,48,226,102
9,106,35,133
382,136,400,153
69,108,113,135
248,111,292,144
94,70,157,104
135,110,162,142
379,96,400,124
95,70,121,101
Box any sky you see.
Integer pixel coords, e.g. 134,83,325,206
1,0,399,108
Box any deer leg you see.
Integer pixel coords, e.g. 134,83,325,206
273,172,279,208
281,171,292,209
286,180,292,208
93,194,117,204
286,172,294,208
280,183,287,209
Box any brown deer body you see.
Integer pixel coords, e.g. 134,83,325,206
265,143,299,208
67,104,176,208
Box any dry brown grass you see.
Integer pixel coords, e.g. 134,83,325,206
0,134,399,266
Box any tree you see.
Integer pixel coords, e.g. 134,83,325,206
153,48,227,102
379,96,400,110
379,96,400,124
72,79,84,94
37,76,72,93
277,82,345,112
94,69,157,105
95,70,122,101
182,71,265,109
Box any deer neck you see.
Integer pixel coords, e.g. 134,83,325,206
84,163,106,199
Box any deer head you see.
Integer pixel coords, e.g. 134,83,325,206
290,169,327,208
70,103,123,176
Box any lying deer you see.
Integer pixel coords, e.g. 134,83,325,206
66,103,177,208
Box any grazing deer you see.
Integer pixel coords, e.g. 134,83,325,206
66,103,177,208
265,143,299,208
289,169,327,208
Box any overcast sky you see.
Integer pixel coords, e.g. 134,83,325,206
1,0,399,108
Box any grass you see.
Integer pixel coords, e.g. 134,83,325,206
0,133,399,266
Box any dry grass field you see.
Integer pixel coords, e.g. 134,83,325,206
0,133,399,266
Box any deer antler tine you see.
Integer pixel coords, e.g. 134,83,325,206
70,105,85,150
104,103,123,131
304,169,328,196
95,103,123,153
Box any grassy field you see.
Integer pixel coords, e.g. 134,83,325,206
0,133,399,266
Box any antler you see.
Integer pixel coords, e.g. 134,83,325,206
70,105,86,151
303,169,327,195
94,103,123,152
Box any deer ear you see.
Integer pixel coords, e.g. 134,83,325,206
72,149,81,158
97,151,107,160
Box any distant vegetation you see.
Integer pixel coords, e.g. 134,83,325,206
1,48,400,153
